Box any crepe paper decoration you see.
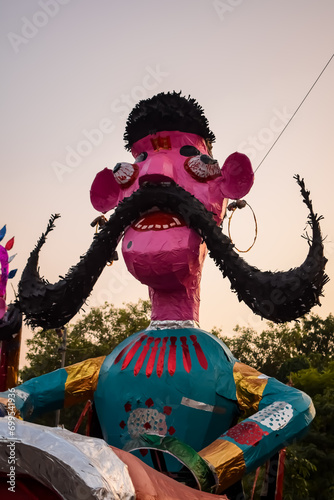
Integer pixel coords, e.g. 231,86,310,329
0,225,22,340
226,421,269,446
0,228,21,390
0,246,9,302
0,321,22,391
123,433,216,493
5,237,14,251
124,91,216,151
0,226,6,242
0,298,6,319
0,303,22,342
0,230,17,311
8,254,16,264
7,269,17,280
114,333,208,378
19,173,328,331
3,92,328,496
7,324,315,495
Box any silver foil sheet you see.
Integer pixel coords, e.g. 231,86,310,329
0,417,135,499
146,319,200,330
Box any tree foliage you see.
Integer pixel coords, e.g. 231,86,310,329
19,299,151,429
218,313,334,383
218,314,334,499
289,363,334,500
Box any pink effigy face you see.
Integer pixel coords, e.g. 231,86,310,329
91,130,254,321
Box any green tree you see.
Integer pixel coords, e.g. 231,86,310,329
289,363,334,500
216,314,334,499
19,299,151,430
218,322,301,379
218,314,334,382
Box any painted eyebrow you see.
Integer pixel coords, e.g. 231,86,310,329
134,152,148,162
180,145,201,157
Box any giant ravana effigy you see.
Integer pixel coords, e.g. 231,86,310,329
0,92,328,500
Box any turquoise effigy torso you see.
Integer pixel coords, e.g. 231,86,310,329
94,328,240,452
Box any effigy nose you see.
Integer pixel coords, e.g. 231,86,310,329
138,154,175,185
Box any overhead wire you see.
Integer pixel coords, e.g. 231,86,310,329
254,53,334,174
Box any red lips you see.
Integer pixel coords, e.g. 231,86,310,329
132,211,186,231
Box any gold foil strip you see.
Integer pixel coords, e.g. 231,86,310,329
64,356,106,407
0,396,20,418
233,361,268,416
199,438,245,492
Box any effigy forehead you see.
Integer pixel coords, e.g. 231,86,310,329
130,130,209,158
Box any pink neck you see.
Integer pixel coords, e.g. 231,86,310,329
149,285,200,323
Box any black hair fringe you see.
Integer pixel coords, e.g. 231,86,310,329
124,91,216,150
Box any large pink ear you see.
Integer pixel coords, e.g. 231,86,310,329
219,152,254,199
90,168,121,213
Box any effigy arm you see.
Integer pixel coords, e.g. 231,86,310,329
0,356,105,420
199,363,315,493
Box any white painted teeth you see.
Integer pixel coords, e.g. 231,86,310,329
134,216,183,231
135,218,146,227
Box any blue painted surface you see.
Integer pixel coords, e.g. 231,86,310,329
0,327,315,475
95,328,240,452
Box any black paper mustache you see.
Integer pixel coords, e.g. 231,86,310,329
11,175,328,332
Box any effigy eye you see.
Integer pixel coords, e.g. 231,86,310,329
113,162,139,188
184,155,221,182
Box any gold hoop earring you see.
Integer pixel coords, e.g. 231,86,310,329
227,200,257,253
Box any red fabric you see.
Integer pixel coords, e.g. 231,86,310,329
156,337,168,378
168,336,177,375
275,449,286,500
134,337,154,376
190,335,208,370
146,338,160,377
122,335,147,370
5,237,14,251
0,474,62,500
250,466,260,500
181,337,192,373
114,337,137,364
226,421,269,446
73,399,92,434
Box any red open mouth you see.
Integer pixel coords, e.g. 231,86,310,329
132,211,186,231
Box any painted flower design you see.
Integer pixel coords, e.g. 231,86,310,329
127,408,167,438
